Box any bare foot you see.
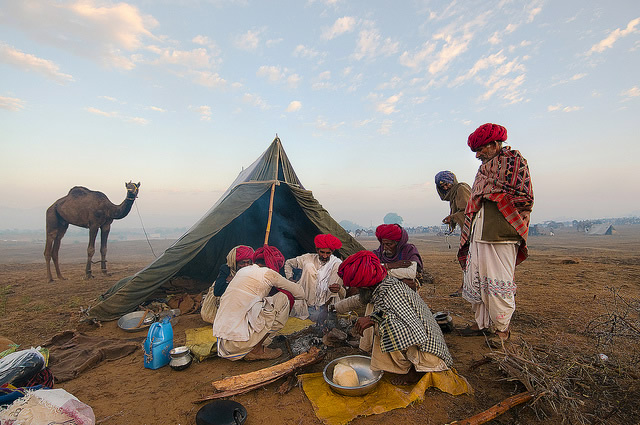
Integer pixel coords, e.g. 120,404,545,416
390,367,424,386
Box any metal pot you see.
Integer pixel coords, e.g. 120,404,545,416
434,311,454,333
196,400,247,425
169,346,192,371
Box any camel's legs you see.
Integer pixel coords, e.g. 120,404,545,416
51,228,67,280
100,223,111,275
44,208,68,282
86,226,99,279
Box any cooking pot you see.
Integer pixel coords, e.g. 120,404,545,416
196,400,247,425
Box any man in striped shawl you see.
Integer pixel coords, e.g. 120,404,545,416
458,123,534,344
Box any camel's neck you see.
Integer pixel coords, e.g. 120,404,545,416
113,196,136,220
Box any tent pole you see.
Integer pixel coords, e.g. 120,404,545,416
264,182,276,245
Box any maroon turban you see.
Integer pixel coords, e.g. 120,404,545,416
375,224,403,242
467,123,507,151
338,251,387,288
314,234,342,251
253,245,285,272
235,245,254,262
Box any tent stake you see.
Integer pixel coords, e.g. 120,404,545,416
264,182,276,245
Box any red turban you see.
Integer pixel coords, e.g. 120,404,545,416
314,234,342,251
375,224,402,242
235,245,254,262
337,251,387,288
252,245,285,272
467,123,507,151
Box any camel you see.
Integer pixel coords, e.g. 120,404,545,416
44,181,140,282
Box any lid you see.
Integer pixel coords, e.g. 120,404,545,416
196,400,247,425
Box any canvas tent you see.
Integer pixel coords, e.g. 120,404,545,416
586,223,616,235
88,137,365,321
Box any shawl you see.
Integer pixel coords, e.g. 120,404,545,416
370,276,453,365
458,147,534,268
315,255,342,305
225,245,254,278
373,226,424,271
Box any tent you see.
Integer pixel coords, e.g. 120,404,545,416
586,223,616,235
88,137,365,321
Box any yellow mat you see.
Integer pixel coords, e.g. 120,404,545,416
298,369,472,425
276,317,315,335
185,327,217,361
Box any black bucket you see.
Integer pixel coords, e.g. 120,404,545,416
196,400,247,425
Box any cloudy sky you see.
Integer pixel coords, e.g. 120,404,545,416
1,0,639,231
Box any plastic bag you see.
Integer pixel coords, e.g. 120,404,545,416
0,348,45,386
200,288,219,324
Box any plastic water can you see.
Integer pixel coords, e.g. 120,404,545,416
143,316,174,369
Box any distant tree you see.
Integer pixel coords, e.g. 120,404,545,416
339,220,362,232
383,213,403,225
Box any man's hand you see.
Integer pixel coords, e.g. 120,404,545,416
225,275,233,283
442,215,452,224
328,283,340,293
385,260,412,270
401,278,418,291
354,316,375,336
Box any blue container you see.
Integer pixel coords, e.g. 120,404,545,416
143,316,174,370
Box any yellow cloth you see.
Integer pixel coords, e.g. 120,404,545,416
276,317,314,335
299,369,471,425
185,327,217,361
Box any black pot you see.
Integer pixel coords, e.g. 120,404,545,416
196,400,247,425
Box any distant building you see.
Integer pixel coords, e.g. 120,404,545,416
585,223,616,235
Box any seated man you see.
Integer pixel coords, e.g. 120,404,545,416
338,251,457,385
212,245,305,361
200,245,254,323
284,234,345,321
372,224,424,291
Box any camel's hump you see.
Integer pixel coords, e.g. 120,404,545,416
67,186,106,198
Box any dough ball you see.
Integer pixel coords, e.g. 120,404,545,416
333,363,360,387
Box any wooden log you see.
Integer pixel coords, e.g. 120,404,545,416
448,391,535,425
195,377,282,403
211,346,324,392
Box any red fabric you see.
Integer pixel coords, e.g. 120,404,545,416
467,123,507,151
338,251,387,287
277,288,295,310
375,224,403,242
314,234,342,251
235,245,254,261
253,245,285,272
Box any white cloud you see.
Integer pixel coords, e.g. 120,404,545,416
527,7,542,23
315,116,344,131
190,105,212,121
147,46,213,69
354,118,373,127
286,101,302,112
235,29,262,51
192,35,218,51
352,25,399,60
621,86,640,99
571,73,586,81
287,74,302,89
588,17,640,55
451,51,506,86
376,76,402,90
87,107,116,117
428,32,473,74
376,93,402,115
547,104,582,112
266,38,283,47
322,16,356,40
377,119,393,135
257,65,300,88
242,93,269,110
293,45,321,59
86,106,148,124
149,106,166,112
0,1,158,69
0,43,73,83
125,116,149,125
0,96,26,111
191,71,227,88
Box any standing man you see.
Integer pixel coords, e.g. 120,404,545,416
458,123,534,345
372,224,423,291
284,234,345,320
435,171,471,297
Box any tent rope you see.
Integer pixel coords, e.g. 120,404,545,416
135,202,157,258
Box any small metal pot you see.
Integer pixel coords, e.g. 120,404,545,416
196,400,247,425
169,346,192,371
434,311,454,333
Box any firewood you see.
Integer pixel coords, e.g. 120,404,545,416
448,391,534,425
211,346,324,392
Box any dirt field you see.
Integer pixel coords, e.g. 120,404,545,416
1,227,639,424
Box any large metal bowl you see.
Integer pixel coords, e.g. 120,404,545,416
117,310,156,332
323,355,384,396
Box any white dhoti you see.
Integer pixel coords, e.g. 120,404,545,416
370,332,448,374
216,292,290,360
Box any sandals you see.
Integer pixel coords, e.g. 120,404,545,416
458,325,488,336
487,330,511,349
449,291,462,297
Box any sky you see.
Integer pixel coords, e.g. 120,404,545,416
1,0,639,231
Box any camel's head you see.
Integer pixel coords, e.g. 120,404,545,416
125,181,140,200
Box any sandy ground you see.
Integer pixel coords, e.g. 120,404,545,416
1,227,639,424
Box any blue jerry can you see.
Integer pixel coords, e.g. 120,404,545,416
143,316,174,369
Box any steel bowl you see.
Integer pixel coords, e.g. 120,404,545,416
117,311,156,332
323,355,383,396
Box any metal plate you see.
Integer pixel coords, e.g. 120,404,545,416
117,311,156,332
323,355,384,396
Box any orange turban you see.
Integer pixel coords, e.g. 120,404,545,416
252,245,285,272
314,234,342,251
337,251,387,288
467,123,507,151
375,224,403,242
